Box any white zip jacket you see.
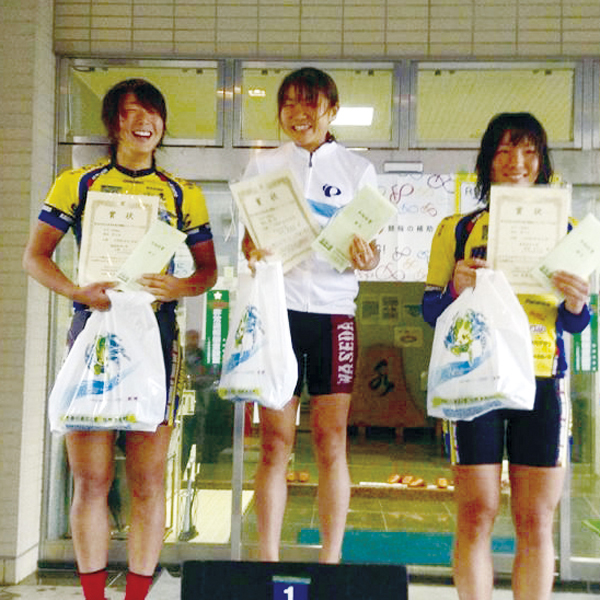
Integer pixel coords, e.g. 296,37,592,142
243,140,378,315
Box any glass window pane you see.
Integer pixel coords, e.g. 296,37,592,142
240,65,395,146
416,64,576,146
568,184,600,575
65,62,221,145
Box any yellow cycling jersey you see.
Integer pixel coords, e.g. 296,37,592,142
426,210,559,377
39,157,212,248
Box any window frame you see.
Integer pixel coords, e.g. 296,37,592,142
409,60,583,150
58,57,225,147
232,60,401,149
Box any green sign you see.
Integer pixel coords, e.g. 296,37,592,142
204,290,229,370
573,293,598,373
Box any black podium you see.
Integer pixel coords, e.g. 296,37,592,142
181,560,408,599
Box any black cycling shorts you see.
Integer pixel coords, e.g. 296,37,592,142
288,310,357,397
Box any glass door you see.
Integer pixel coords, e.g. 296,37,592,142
563,185,600,581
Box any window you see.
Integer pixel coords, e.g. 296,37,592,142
236,62,398,148
413,62,579,148
61,59,223,146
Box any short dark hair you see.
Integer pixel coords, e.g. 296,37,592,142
101,78,167,154
475,112,553,203
277,67,339,120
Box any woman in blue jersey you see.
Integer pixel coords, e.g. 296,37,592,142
242,67,379,563
23,79,217,600
422,112,590,600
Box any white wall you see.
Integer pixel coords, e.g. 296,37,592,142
0,0,55,584
54,0,600,59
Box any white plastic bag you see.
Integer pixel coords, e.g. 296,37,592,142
48,290,167,433
218,261,298,410
427,269,536,421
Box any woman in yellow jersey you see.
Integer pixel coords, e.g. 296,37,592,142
23,80,217,600
422,113,590,600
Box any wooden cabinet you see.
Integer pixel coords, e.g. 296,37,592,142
349,344,432,441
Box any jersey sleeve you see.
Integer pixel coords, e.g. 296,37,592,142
38,169,80,233
558,301,591,334
425,215,460,288
421,215,461,327
180,181,213,246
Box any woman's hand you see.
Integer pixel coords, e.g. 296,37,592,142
138,273,186,302
242,228,272,274
451,258,490,296
247,247,272,274
71,282,115,311
349,235,379,271
551,270,590,315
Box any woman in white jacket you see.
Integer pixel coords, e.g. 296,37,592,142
242,67,379,563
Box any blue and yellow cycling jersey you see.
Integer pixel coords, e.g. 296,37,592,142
423,209,590,378
39,157,212,249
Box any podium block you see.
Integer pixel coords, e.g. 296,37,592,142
181,560,407,600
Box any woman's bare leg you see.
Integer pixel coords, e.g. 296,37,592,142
65,430,116,573
254,399,299,561
311,393,351,564
125,425,172,575
510,464,565,600
453,464,502,600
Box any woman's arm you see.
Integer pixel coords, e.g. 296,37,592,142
23,221,114,310
241,228,272,273
421,258,489,326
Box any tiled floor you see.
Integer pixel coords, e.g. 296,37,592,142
180,399,600,559
9,418,599,599
239,425,600,561
2,568,599,599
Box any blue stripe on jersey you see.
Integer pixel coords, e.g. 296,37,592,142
72,164,111,245
39,205,73,233
308,198,339,219
186,224,213,246
156,170,184,231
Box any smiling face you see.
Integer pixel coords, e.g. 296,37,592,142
279,87,338,153
490,131,541,186
116,92,165,169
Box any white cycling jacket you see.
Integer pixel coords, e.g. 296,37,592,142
243,140,378,316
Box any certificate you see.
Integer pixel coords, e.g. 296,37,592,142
532,212,600,291
312,184,398,272
116,219,187,291
487,185,570,294
230,169,320,272
78,192,158,286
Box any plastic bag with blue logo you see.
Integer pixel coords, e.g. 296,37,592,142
427,268,536,421
218,260,298,410
48,290,167,433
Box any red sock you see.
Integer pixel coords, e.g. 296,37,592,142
124,571,154,600
79,568,107,600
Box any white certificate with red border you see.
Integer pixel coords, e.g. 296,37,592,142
487,185,570,294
